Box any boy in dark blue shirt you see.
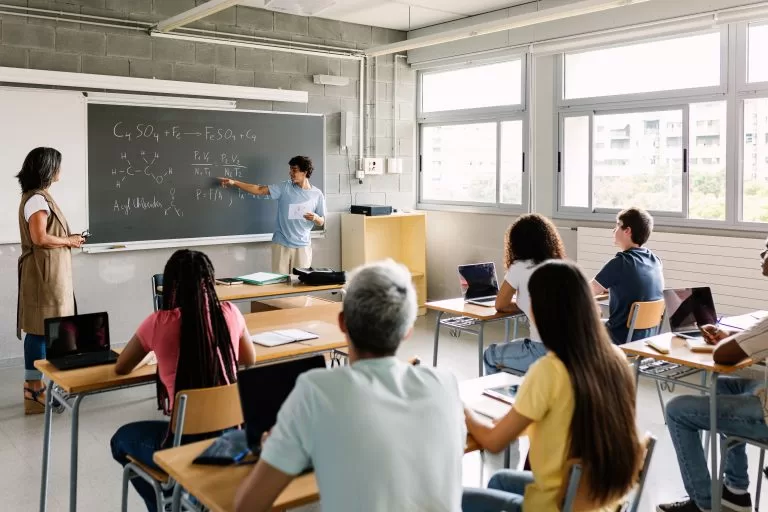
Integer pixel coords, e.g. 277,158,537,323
590,207,664,344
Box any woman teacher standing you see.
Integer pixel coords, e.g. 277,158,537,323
218,156,325,274
16,147,84,414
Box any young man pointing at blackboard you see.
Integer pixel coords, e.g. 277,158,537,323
218,156,325,274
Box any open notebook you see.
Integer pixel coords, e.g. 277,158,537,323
251,329,319,347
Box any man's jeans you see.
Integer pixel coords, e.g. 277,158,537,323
667,376,768,510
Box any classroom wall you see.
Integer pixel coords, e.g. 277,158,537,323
0,1,416,364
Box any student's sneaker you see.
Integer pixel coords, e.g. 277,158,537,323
721,487,752,512
656,499,704,512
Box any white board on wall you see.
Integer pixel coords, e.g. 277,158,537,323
0,87,87,243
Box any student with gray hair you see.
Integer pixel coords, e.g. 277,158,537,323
235,259,466,512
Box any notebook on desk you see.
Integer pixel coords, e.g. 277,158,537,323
251,329,318,347
237,272,289,286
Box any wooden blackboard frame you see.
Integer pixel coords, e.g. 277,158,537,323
83,102,325,253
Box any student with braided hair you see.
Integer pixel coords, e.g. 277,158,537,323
110,249,256,512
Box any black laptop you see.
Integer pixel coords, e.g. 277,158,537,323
44,312,118,370
237,355,327,451
663,287,718,340
458,262,500,307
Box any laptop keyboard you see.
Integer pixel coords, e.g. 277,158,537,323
61,351,117,367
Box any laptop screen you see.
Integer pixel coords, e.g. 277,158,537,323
45,312,110,359
237,355,326,449
663,287,718,332
458,262,499,299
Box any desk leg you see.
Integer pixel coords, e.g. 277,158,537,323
39,381,54,512
709,373,720,512
503,446,511,469
432,311,443,367
478,323,485,377
512,317,518,340
701,372,711,453
633,357,641,387
504,318,510,343
171,484,182,512
69,395,84,512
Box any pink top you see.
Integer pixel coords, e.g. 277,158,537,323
135,301,246,411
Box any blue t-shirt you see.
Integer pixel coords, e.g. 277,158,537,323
595,247,664,345
267,181,326,249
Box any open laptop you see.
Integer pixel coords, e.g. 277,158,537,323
458,262,500,307
237,355,326,452
663,287,718,340
44,312,118,370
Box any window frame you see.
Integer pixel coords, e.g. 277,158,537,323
736,92,768,227
740,21,768,91
417,53,531,213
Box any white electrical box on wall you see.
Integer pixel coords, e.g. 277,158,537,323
340,112,355,150
386,157,402,174
363,157,384,175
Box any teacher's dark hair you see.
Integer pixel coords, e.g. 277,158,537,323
289,156,314,178
529,260,641,505
17,147,62,193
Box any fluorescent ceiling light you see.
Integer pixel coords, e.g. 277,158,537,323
156,0,241,33
86,92,237,109
0,66,308,103
365,0,652,57
264,0,335,16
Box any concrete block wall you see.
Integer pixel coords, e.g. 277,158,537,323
0,0,418,363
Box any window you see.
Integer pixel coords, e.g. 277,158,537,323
689,102,727,220
563,32,721,100
748,24,768,84
418,57,528,211
421,60,522,113
742,98,768,223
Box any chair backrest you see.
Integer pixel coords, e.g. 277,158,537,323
170,383,244,444
625,300,666,343
151,274,163,312
559,434,657,512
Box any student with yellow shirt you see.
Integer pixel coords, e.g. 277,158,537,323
462,260,642,512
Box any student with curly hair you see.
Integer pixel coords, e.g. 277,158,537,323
483,214,567,375
218,156,325,274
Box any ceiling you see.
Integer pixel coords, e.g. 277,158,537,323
240,0,542,31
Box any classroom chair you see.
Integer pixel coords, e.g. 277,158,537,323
719,436,768,510
120,383,244,512
560,434,657,512
625,300,668,420
151,274,163,312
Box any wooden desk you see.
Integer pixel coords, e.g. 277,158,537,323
621,332,755,512
216,281,342,303
426,298,524,377
153,372,516,512
35,355,157,512
244,304,346,363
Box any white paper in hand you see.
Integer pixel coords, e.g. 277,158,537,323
288,201,313,220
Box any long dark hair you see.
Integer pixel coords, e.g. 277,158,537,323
528,260,641,504
17,147,61,193
157,250,238,413
505,214,566,268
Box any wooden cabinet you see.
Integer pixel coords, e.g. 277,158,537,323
341,212,427,315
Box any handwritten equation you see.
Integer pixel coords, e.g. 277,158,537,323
112,122,258,143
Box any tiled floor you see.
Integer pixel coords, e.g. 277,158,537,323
1,311,766,511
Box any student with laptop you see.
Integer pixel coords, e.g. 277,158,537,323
483,214,567,375
463,260,642,512
110,250,256,512
234,260,465,512
591,207,664,344
657,237,768,512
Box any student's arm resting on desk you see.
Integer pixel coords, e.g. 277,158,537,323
465,407,532,453
711,317,768,365
590,279,608,296
495,281,518,313
114,335,148,374
235,460,294,512
591,256,621,297
238,327,256,367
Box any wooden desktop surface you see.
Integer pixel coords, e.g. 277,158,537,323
245,303,346,361
216,281,342,302
425,298,522,321
153,373,517,512
621,333,754,373
35,305,344,394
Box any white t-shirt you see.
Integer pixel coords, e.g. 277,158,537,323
505,259,541,341
23,194,50,222
261,357,465,512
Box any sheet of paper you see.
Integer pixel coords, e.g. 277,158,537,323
288,201,313,220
